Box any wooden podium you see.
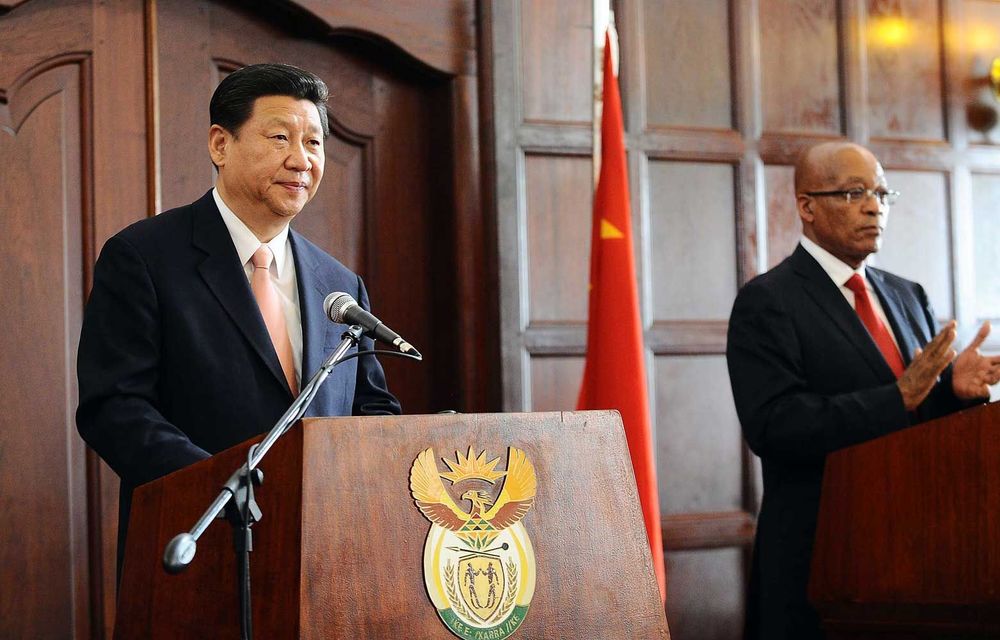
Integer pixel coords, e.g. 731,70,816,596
114,411,670,638
809,401,1000,638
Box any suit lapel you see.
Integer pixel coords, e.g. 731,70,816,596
290,231,333,377
867,268,920,365
191,191,292,397
291,231,359,417
789,245,896,380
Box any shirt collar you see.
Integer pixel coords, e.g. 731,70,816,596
213,188,291,276
799,235,867,288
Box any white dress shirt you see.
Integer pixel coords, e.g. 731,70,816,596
213,188,303,382
799,235,901,350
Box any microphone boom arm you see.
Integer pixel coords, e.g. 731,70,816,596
162,324,365,574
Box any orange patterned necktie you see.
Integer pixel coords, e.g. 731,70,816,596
250,245,298,395
845,273,905,378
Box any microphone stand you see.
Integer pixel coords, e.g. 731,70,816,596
162,325,365,640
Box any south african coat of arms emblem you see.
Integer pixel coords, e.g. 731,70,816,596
410,446,537,640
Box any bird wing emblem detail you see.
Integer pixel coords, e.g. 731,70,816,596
483,447,537,529
410,448,469,531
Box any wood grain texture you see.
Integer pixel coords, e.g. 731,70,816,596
528,355,585,411
810,401,1000,635
653,356,742,515
648,160,738,320
760,0,843,135
0,60,88,640
662,511,756,550
519,0,592,125
642,0,733,130
291,0,476,76
525,153,592,324
449,70,494,411
115,424,304,639
866,0,946,141
0,0,90,91
116,412,671,638
365,76,453,412
91,3,149,633
664,548,745,640
763,163,800,269
154,0,213,214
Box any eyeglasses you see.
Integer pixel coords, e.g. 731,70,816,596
803,187,900,206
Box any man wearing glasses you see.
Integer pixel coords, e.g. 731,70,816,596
726,141,1000,639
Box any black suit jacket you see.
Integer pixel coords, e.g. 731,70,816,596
76,190,400,567
726,244,974,640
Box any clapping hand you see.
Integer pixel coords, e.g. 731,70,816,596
951,321,1000,400
898,321,957,411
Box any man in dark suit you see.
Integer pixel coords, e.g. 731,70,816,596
76,64,400,569
726,141,1000,639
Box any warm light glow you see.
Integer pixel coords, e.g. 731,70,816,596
869,16,914,47
967,24,1000,54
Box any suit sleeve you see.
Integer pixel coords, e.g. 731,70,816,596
726,280,911,464
76,235,210,485
351,275,402,415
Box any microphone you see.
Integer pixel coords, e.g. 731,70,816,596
323,292,421,358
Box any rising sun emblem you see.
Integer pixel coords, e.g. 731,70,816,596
410,446,537,640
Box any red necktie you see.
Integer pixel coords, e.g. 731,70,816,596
845,273,905,378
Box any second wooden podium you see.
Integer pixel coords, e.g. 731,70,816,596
114,410,670,639
809,400,1000,638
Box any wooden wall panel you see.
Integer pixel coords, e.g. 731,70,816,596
0,0,91,87
649,160,738,320
529,356,585,411
155,0,213,212
760,0,842,135
876,169,953,317
970,173,1000,321
519,0,592,124
653,356,742,515
292,0,477,77
664,548,745,640
0,64,87,640
525,154,592,324
764,164,800,269
301,135,366,273
642,0,733,130
866,0,946,141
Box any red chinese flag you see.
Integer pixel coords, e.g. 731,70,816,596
577,30,666,602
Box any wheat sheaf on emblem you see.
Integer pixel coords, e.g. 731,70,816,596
444,561,473,619
409,447,536,549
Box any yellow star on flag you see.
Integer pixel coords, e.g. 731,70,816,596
600,218,624,239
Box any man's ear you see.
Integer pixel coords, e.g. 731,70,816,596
796,194,814,223
208,124,230,168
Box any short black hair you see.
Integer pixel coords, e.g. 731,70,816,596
209,63,330,137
